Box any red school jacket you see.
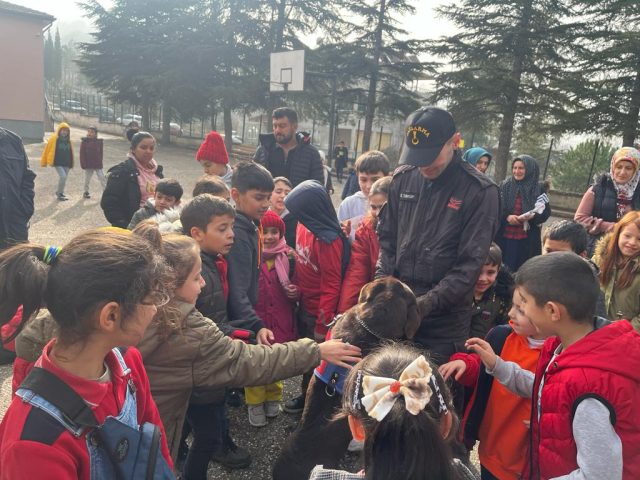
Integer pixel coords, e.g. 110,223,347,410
0,340,173,479
294,223,344,338
338,217,379,313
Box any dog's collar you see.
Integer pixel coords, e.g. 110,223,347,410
356,314,385,340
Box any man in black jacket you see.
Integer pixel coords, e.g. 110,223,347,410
0,128,36,250
253,108,323,187
376,107,500,367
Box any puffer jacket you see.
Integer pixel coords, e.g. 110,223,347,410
79,136,103,170
127,199,157,230
337,217,379,313
100,158,164,228
13,303,322,463
40,122,73,168
0,128,35,248
253,132,323,187
529,319,640,480
593,232,640,331
376,156,500,343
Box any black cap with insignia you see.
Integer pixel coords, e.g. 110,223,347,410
399,107,457,167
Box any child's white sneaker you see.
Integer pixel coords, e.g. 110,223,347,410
265,401,281,418
248,404,267,427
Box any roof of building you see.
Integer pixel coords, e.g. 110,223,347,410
0,1,55,23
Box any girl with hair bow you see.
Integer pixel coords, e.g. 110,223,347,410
309,344,478,480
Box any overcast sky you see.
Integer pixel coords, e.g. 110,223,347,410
10,0,453,44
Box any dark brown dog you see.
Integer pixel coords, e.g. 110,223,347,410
273,277,420,480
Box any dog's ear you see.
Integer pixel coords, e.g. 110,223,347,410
404,301,421,339
357,279,386,304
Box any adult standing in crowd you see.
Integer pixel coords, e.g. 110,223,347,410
333,140,349,183
376,107,500,371
253,107,323,187
125,120,140,142
101,132,164,228
462,146,492,175
496,155,551,272
575,147,640,255
0,128,35,250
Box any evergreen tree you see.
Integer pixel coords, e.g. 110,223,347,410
430,0,580,181
338,0,428,151
44,31,54,82
53,28,62,83
549,140,616,192
566,1,640,146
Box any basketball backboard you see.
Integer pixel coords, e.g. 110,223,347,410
270,50,305,92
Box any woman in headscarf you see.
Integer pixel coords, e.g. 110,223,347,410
100,132,164,228
462,147,492,175
575,147,640,256
282,179,351,414
497,155,551,272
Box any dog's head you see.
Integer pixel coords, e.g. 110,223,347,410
344,277,420,341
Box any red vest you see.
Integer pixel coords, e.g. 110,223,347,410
528,320,640,479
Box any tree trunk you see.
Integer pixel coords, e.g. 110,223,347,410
141,99,150,131
362,0,386,152
223,106,233,155
493,2,532,182
161,102,171,145
622,67,640,147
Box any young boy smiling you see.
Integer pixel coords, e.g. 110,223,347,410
467,252,640,479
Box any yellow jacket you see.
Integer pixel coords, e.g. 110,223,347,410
40,122,74,167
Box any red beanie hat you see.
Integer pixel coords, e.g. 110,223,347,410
196,131,229,165
261,210,285,237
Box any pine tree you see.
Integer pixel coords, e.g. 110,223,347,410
565,1,640,146
430,0,580,181
336,0,428,151
53,28,62,83
44,31,54,82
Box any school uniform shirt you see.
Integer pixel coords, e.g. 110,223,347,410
0,340,172,479
294,223,344,338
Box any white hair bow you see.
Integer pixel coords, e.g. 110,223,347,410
359,355,446,422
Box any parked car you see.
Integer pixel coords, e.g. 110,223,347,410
91,106,115,123
116,114,142,125
60,100,87,115
221,132,243,145
170,122,183,136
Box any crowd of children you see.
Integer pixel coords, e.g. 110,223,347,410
2,122,640,480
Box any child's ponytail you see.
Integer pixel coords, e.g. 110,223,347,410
0,243,55,339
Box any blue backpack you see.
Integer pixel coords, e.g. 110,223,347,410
16,348,175,480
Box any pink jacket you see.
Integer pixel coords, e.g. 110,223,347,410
255,262,297,343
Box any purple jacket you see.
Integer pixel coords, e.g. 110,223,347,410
255,262,297,343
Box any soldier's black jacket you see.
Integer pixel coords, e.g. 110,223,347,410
375,154,500,344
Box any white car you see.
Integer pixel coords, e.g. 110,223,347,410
117,114,142,125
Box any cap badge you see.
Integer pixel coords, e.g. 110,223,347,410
407,126,430,145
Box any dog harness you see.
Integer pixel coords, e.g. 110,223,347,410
314,329,350,396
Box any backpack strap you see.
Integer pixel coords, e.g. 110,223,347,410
19,367,100,429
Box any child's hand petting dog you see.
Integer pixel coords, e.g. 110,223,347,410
465,337,498,371
319,339,362,369
439,359,467,381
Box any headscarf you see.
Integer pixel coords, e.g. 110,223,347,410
284,180,351,277
500,154,542,214
609,147,640,219
462,147,492,167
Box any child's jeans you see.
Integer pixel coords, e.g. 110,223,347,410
84,169,107,192
183,400,228,480
245,381,283,405
54,166,70,195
